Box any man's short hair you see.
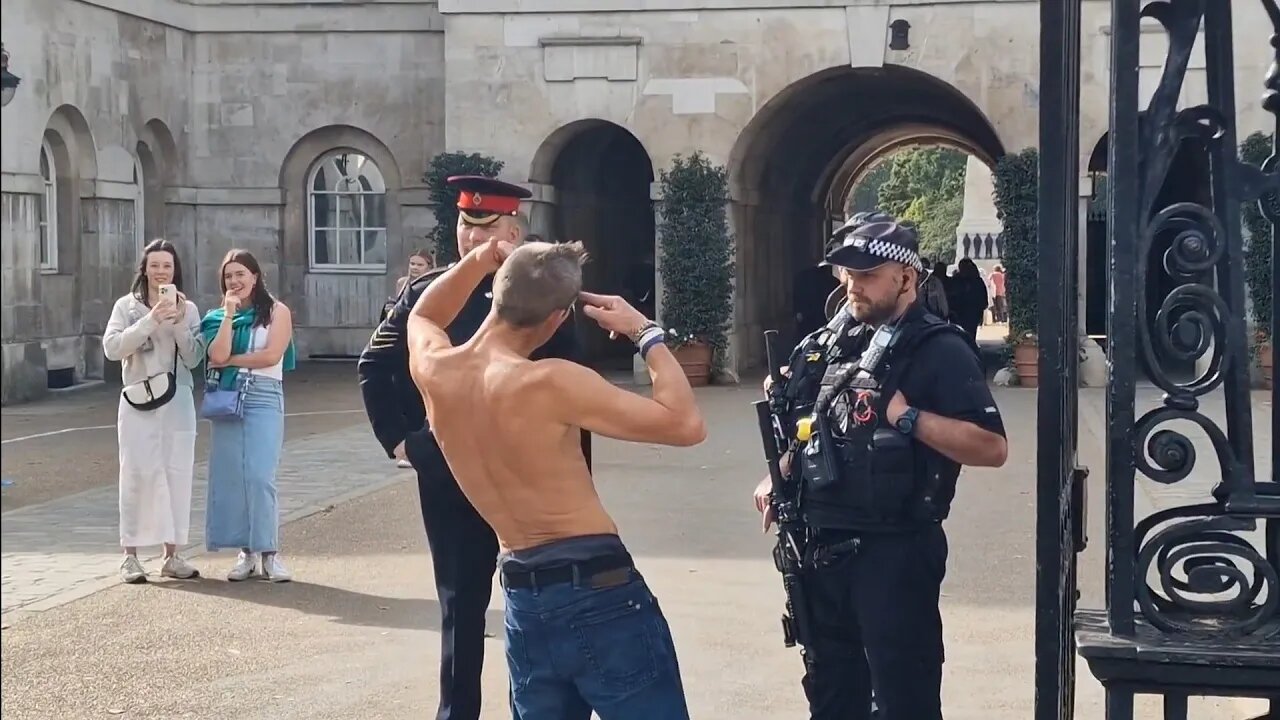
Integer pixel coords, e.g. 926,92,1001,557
493,241,588,328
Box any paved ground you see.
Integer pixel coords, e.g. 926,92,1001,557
0,364,1272,719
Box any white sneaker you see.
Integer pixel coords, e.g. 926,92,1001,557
160,555,200,579
120,555,147,584
397,458,413,469
227,551,259,582
262,553,293,583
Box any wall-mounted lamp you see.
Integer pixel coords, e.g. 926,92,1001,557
889,20,911,51
1,43,21,107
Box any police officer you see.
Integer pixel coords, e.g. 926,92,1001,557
358,175,590,720
754,215,1008,720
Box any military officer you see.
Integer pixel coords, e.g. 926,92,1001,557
358,175,590,720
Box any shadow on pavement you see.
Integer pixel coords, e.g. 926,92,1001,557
153,577,504,632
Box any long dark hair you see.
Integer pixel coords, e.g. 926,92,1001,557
219,248,276,328
130,239,185,305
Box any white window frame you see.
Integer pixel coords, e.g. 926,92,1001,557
306,150,388,273
38,141,58,273
134,157,146,253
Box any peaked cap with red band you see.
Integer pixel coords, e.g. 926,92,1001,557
447,175,532,226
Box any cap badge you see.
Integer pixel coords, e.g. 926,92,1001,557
472,193,482,205
852,237,868,249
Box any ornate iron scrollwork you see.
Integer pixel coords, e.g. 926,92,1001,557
1124,0,1280,640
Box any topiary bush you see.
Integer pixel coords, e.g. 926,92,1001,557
991,148,1039,343
657,151,735,351
424,151,505,264
1240,131,1274,347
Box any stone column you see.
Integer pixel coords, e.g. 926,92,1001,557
633,182,664,385
953,155,1003,267
1077,175,1107,387
522,182,557,241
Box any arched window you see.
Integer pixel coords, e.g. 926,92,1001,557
38,141,57,272
133,156,146,252
307,150,387,271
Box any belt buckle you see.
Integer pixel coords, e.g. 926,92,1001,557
588,567,631,589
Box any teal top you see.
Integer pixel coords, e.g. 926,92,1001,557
200,306,297,389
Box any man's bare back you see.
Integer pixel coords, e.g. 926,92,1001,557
413,339,616,552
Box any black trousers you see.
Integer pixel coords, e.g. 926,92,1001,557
800,524,949,720
406,430,499,720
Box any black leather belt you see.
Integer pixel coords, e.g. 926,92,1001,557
500,554,634,590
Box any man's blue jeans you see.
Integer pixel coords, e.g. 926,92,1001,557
503,567,690,719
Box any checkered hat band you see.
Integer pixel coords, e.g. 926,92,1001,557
865,238,922,271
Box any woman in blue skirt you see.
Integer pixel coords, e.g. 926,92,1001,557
200,248,297,582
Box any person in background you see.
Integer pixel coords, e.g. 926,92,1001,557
990,264,1008,323
917,256,952,322
103,239,206,584
395,249,434,298
202,249,298,582
384,249,435,325
950,258,990,342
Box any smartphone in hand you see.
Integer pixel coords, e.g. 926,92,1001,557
158,284,177,304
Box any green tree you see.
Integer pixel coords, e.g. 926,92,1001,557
846,161,891,214
423,151,505,264
861,147,969,261
992,148,1039,341
657,152,736,351
1240,132,1274,343
876,147,967,218
912,194,965,262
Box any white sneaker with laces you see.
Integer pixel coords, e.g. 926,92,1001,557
262,553,293,583
227,551,259,582
120,555,147,584
160,555,200,579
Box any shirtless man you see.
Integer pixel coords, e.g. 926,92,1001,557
407,235,705,719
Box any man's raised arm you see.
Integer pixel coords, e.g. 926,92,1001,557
408,239,511,348
542,293,706,447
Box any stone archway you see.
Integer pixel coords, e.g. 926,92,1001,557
531,120,655,370
1084,130,1210,380
727,65,1006,369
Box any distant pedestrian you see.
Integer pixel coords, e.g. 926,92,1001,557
201,249,297,582
103,239,205,584
990,264,1007,323
950,258,990,342
383,249,435,324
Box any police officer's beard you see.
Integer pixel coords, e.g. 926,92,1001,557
851,275,909,326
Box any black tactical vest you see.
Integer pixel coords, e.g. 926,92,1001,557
797,308,969,532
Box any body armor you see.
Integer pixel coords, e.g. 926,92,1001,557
793,306,967,532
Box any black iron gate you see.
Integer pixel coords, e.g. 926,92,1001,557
1034,1,1085,719
1037,0,1280,718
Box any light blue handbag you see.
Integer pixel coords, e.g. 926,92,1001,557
200,330,253,420
200,369,246,419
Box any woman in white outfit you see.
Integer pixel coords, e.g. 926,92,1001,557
103,239,206,583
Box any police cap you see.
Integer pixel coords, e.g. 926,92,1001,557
823,220,924,273
447,175,532,227
821,211,896,258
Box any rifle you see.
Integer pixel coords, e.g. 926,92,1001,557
754,328,815,650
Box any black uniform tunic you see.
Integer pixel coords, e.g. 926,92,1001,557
357,266,590,720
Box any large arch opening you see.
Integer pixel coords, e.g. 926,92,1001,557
531,120,655,370
728,65,1005,368
1084,130,1208,380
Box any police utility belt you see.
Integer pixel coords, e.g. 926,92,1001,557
788,315,955,534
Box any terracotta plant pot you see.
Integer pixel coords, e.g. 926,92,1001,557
672,341,713,387
1013,341,1039,388
1260,342,1273,390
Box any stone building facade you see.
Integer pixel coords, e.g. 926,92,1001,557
1,0,1274,402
